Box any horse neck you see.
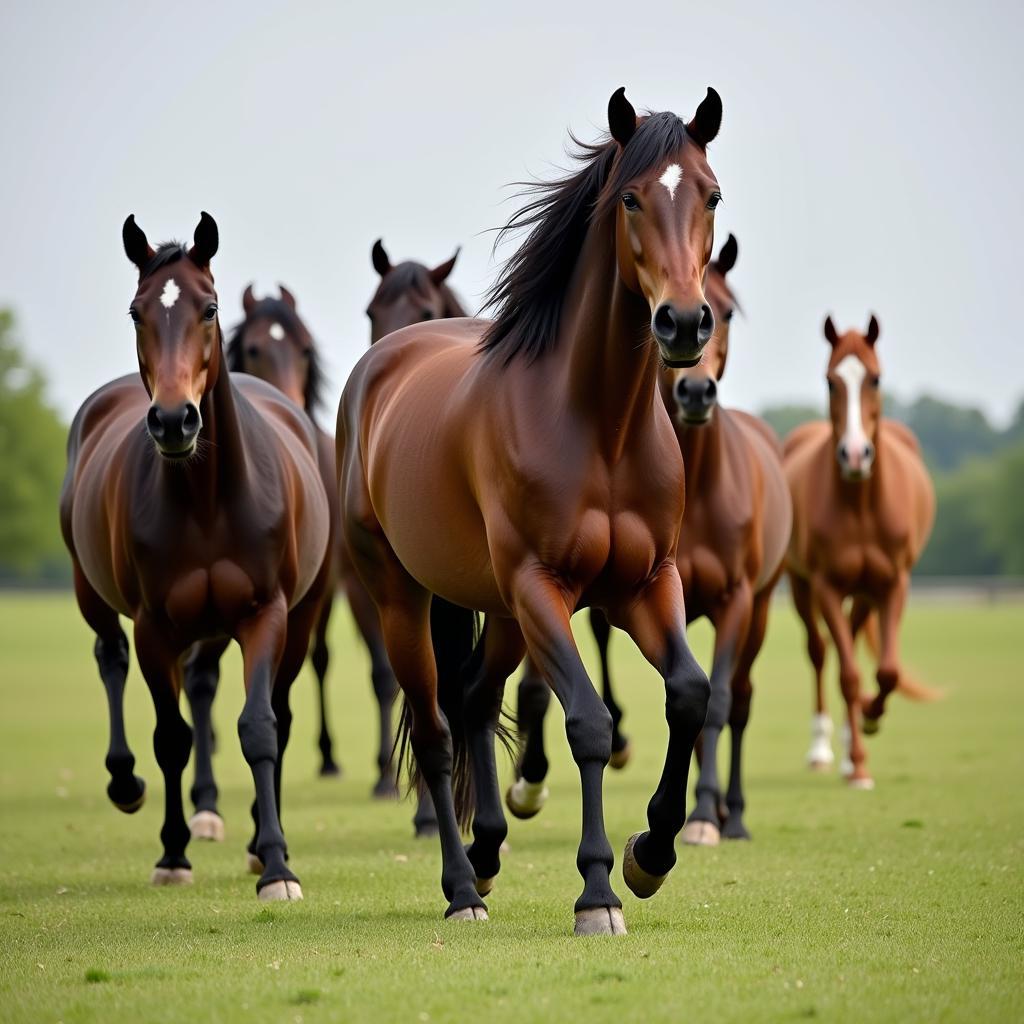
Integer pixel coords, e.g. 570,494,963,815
560,227,662,459
677,409,724,488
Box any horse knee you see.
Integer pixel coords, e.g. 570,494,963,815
565,697,613,765
876,666,898,695
95,632,129,676
154,715,192,771
237,705,278,765
839,669,861,703
410,719,453,781
666,663,711,729
705,673,731,730
310,641,329,681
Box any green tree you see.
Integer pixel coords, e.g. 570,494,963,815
984,443,1024,574
0,309,68,581
759,403,821,442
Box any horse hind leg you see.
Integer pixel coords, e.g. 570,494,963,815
310,596,341,777
183,638,228,841
506,660,551,820
591,608,630,769
73,564,145,813
790,573,833,769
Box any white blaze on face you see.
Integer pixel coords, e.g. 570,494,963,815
659,163,683,201
269,322,285,341
159,278,180,309
834,353,872,473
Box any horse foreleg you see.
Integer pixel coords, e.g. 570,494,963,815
309,595,340,777
722,585,773,840
816,579,871,788
506,660,551,819
134,618,193,886
590,607,630,768
463,617,526,897
791,572,833,769
682,581,751,847
514,569,623,936
862,573,908,733
614,568,710,905
183,637,228,841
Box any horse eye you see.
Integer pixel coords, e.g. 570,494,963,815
827,379,836,393
246,345,260,359
707,192,723,210
621,193,640,212
203,304,218,321
302,349,312,360
421,310,434,321
128,308,142,325
366,310,375,323
870,375,881,389
724,309,734,322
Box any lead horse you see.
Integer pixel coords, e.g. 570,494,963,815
339,87,724,934
509,236,793,847
785,316,934,787
60,214,330,899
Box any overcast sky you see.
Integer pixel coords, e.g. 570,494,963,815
2,1,1021,425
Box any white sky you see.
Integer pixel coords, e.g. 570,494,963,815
2,0,1022,424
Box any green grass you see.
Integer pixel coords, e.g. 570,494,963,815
0,593,1021,1023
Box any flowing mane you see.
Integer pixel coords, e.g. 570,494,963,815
225,298,327,421
481,110,692,365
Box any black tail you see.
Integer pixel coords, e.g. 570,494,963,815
396,597,485,832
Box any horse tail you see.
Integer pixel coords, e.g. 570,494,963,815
860,610,943,702
396,596,486,831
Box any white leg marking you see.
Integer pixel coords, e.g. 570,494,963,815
839,722,854,777
659,163,683,201
509,777,548,814
807,712,835,767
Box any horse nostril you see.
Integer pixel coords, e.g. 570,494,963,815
697,303,714,344
146,405,165,440
838,442,850,462
182,403,201,438
653,304,678,342
705,378,717,402
674,377,688,402
864,442,875,460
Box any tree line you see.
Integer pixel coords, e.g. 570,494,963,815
0,308,1021,583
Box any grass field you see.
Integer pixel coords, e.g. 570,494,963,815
0,592,1021,1023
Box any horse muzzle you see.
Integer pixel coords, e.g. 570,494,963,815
147,401,202,459
673,374,717,425
653,301,715,367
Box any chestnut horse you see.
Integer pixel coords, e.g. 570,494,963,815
339,87,724,934
785,317,934,788
60,214,330,900
509,236,792,847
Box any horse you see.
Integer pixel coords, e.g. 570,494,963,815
508,235,792,848
59,213,330,900
364,238,466,835
338,86,725,935
784,316,935,788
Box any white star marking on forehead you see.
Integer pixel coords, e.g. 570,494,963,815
159,278,180,309
659,163,683,201
269,323,285,341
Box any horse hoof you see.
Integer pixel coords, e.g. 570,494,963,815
681,820,721,847
862,716,881,736
372,777,401,800
414,823,440,839
247,853,265,875
151,867,193,886
505,778,548,819
574,907,627,936
258,880,303,902
847,775,875,791
189,810,225,842
807,758,834,772
447,905,488,921
722,820,752,841
622,832,668,899
109,777,146,814
319,762,342,778
475,876,495,897
609,742,632,770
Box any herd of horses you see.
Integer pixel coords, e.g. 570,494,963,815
59,86,935,935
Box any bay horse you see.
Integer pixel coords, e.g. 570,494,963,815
339,87,725,934
785,316,934,788
509,236,792,847
60,213,330,900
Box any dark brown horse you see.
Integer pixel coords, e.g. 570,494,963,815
509,236,792,847
339,88,725,934
785,317,935,788
60,214,330,900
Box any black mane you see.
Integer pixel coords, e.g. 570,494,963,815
480,110,691,364
140,242,188,281
376,261,467,317
225,298,326,422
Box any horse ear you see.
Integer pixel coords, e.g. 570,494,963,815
687,87,723,147
372,239,392,277
715,233,738,276
429,248,460,286
242,284,257,314
278,284,298,310
866,314,880,346
122,215,154,271
824,315,839,347
189,211,219,267
608,87,637,147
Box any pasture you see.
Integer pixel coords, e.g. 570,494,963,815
1,592,1020,1023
